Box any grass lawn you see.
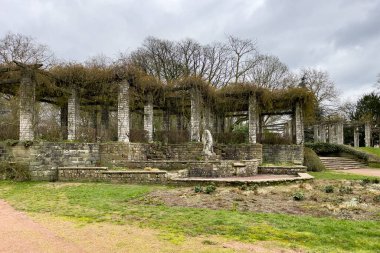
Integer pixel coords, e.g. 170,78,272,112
309,170,379,180
357,147,380,157
0,181,379,252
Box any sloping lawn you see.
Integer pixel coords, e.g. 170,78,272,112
357,147,380,158
0,181,379,252
309,171,379,180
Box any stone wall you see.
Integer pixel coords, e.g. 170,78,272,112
8,142,100,181
262,144,303,164
214,144,262,163
187,160,258,178
58,167,167,184
258,165,306,175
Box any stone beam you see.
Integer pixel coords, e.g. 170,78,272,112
144,93,154,143
19,68,35,141
248,95,258,144
117,81,130,143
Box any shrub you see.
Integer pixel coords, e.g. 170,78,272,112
373,195,380,203
205,183,217,194
339,186,353,194
261,132,292,145
0,161,31,181
303,147,325,172
361,178,371,185
371,178,379,184
324,185,334,193
293,191,305,201
194,185,203,193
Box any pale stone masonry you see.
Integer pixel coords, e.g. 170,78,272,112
365,122,371,147
354,127,359,147
190,89,201,142
117,81,130,143
19,68,35,141
336,122,344,145
319,124,326,143
144,93,154,142
67,87,79,141
295,102,304,145
313,125,319,142
248,95,258,144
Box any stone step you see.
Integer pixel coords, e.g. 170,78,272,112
319,156,368,170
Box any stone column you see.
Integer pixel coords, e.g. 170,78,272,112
328,124,336,144
19,67,35,141
60,103,68,140
144,93,154,143
163,110,170,132
190,89,201,142
313,125,319,143
67,87,79,141
100,105,109,141
295,102,304,145
354,127,359,147
336,122,344,145
248,95,258,144
365,122,371,147
319,124,326,143
117,81,130,143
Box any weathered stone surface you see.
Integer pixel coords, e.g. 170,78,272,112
295,102,304,145
19,68,35,141
190,89,201,142
262,144,304,164
248,95,258,144
67,87,79,141
143,93,153,143
117,81,130,143
365,122,371,147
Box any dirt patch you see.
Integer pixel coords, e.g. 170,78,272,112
139,180,380,220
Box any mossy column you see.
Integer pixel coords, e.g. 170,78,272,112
336,122,344,145
144,93,154,143
248,95,258,144
365,122,371,147
67,87,79,141
295,102,304,145
319,124,326,143
190,88,201,142
354,127,359,147
313,125,319,142
19,67,35,141
117,81,130,143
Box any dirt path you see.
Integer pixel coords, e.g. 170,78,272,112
0,200,84,253
333,168,380,177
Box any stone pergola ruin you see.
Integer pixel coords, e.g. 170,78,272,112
0,62,311,145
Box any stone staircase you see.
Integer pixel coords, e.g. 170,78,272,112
319,156,368,170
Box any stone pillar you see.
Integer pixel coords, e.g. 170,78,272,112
100,105,109,140
117,81,130,143
365,122,371,147
60,103,68,140
328,124,336,144
248,95,258,144
19,67,35,141
336,122,344,145
144,93,154,143
190,89,201,142
163,110,170,132
354,127,359,147
67,87,79,141
319,124,326,143
313,125,319,143
295,102,304,145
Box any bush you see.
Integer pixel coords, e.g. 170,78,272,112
194,185,203,193
0,161,31,181
205,183,217,194
339,186,353,194
324,185,334,193
373,195,380,203
303,147,325,172
293,191,305,201
261,132,292,145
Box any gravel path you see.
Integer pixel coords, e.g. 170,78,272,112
0,200,84,253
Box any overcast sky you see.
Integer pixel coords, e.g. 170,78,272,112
1,0,379,102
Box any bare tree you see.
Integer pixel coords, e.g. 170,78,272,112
247,54,289,89
0,32,55,67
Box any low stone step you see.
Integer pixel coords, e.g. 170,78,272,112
319,156,368,170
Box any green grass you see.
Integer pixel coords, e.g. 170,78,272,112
357,147,380,157
309,171,379,180
0,181,379,252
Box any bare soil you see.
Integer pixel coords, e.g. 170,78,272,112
140,180,380,220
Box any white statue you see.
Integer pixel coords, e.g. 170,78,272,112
202,129,215,156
